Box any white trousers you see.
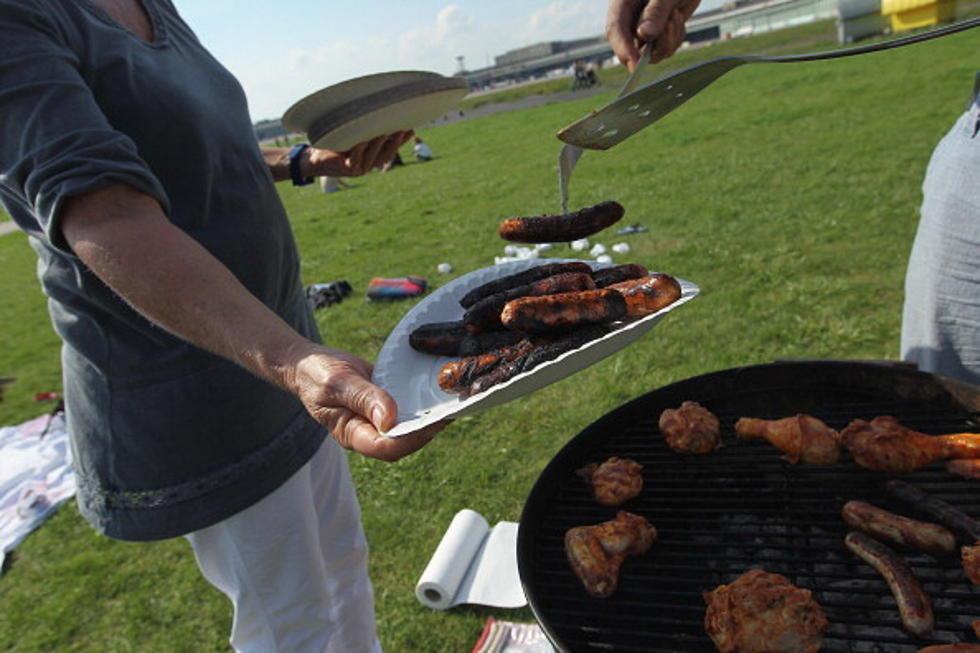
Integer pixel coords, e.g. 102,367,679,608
186,439,382,653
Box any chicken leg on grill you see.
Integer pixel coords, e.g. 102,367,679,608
564,510,657,598
840,416,980,474
964,541,980,586
947,459,980,480
734,414,840,465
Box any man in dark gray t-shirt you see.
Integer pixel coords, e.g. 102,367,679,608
0,1,441,650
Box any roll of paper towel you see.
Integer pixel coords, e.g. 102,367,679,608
415,509,524,610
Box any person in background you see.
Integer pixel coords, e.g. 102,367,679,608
320,175,352,194
607,0,978,387
0,1,441,652
413,137,434,162
900,74,980,386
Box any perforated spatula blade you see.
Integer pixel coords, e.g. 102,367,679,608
558,16,980,151
558,41,652,211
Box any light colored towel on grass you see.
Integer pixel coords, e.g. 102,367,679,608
0,411,75,574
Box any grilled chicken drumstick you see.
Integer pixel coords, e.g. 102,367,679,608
946,459,980,480
564,511,656,598
734,414,840,465
963,541,980,586
703,568,828,653
659,401,722,454
840,416,980,474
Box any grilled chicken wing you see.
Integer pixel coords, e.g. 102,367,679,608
658,401,722,454
947,459,980,480
734,414,840,465
564,511,657,598
704,568,828,653
964,541,980,586
840,416,980,474
576,457,643,506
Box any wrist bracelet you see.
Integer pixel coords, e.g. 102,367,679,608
288,143,314,187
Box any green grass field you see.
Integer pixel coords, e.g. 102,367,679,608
1,18,978,652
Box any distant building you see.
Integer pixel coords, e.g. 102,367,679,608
494,38,602,67
254,119,288,143
456,0,842,91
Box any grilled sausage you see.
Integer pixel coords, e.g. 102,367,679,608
457,330,525,357
886,479,980,541
844,531,934,637
607,273,683,317
408,321,468,356
437,339,536,394
501,289,626,333
498,200,625,243
459,261,593,308
842,500,956,554
917,645,980,652
592,263,649,288
463,272,595,333
465,325,611,395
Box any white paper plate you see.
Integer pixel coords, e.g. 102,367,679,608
282,71,469,152
372,259,700,437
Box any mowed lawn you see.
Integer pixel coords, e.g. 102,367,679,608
1,18,978,652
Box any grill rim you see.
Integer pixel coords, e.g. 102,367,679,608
517,360,980,652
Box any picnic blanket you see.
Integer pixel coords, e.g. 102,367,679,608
0,411,75,574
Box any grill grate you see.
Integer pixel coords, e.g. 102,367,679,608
518,361,980,652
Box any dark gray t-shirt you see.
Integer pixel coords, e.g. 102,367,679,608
0,0,326,540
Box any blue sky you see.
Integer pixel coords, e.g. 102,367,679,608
171,1,719,122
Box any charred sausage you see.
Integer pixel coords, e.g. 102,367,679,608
844,531,934,637
463,272,595,333
501,289,626,333
437,339,536,394
841,500,956,554
408,321,468,356
457,330,524,357
607,273,682,317
459,261,593,308
592,263,649,288
886,479,980,541
466,325,611,395
498,200,625,243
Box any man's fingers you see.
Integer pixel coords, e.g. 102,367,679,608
651,14,676,62
360,134,390,171
606,0,643,68
344,140,369,175
373,132,409,168
636,0,675,42
327,410,445,462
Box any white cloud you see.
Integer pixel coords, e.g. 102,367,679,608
520,1,606,42
234,1,607,120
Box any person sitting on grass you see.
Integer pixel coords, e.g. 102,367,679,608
413,137,433,162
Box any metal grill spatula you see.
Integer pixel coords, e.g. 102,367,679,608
558,42,653,212
559,16,980,151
